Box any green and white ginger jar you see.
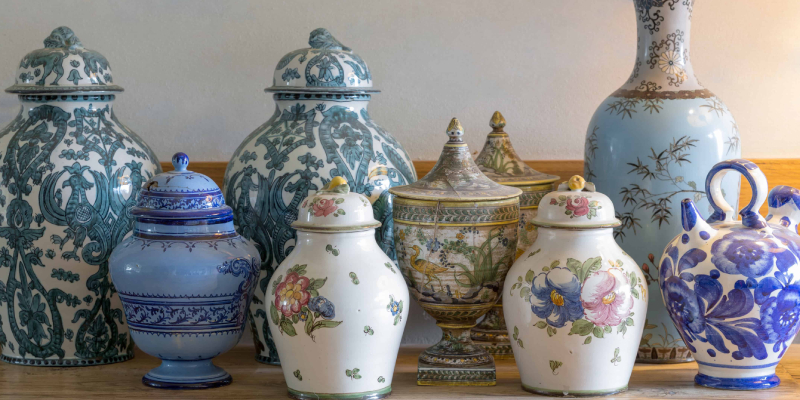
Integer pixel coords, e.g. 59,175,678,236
0,27,160,366
223,28,417,365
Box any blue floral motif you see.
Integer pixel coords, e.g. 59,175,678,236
281,68,301,82
308,295,335,319
710,228,797,278
529,267,583,328
661,244,769,360
755,270,800,357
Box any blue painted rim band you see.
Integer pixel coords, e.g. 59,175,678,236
696,360,780,369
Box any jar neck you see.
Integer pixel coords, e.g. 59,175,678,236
621,1,702,91
294,229,378,252
133,218,237,240
272,92,371,113
18,93,117,109
534,226,617,244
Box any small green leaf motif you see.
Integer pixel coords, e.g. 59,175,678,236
293,369,303,381
349,272,359,285
547,326,557,337
378,376,385,383
534,321,548,329
287,264,307,275
584,336,592,345
270,303,280,325
384,262,396,274
364,326,374,336
524,270,535,283
271,275,283,295
611,347,621,365
326,244,340,256
526,248,542,259
346,367,362,380
568,319,594,336
549,360,563,375
593,326,604,338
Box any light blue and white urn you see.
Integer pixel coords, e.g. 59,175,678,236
584,0,742,363
0,26,160,367
224,28,416,365
110,153,260,389
659,159,800,390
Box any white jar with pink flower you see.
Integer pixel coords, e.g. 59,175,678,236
503,176,648,396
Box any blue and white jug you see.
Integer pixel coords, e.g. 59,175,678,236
659,159,800,390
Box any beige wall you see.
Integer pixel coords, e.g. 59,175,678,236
0,0,798,345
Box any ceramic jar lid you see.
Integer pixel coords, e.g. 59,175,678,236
7,26,123,94
267,28,376,92
389,118,522,202
533,176,620,228
474,111,559,186
132,152,231,219
293,177,381,232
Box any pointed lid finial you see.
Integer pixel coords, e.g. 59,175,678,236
446,118,464,143
490,111,506,132
474,111,559,186
389,117,521,202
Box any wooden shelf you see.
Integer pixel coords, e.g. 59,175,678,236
1,344,798,399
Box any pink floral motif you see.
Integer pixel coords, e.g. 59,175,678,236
566,197,590,217
274,272,311,317
580,269,633,327
312,198,338,217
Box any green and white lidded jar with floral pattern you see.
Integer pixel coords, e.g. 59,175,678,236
224,28,416,366
267,177,408,400
0,27,160,366
504,176,647,396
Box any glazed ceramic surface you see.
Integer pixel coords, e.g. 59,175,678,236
267,177,408,400
584,0,741,363
223,28,416,365
390,119,521,386
505,176,647,396
470,111,557,359
110,153,260,389
0,27,160,366
658,159,800,390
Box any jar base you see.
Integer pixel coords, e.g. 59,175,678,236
287,385,391,400
636,346,694,363
142,359,231,390
694,373,780,390
522,384,627,397
255,354,281,366
0,352,134,367
417,357,496,386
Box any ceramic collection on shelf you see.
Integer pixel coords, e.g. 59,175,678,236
504,175,647,396
471,111,558,359
390,118,521,386
223,28,416,366
584,0,742,364
267,176,408,400
109,153,260,389
0,27,160,367
659,159,800,390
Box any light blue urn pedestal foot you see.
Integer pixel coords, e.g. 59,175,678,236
695,373,780,391
143,360,232,390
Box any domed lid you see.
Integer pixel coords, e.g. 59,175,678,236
475,111,559,186
533,176,620,228
131,153,230,219
7,26,123,94
389,118,522,202
293,177,381,232
267,28,376,93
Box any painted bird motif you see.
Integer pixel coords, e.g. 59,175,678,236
409,245,449,292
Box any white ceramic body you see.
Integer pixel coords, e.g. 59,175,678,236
267,229,408,397
0,94,159,366
504,227,647,396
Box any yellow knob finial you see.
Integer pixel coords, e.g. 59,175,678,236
446,118,464,143
568,175,586,191
327,176,348,190
490,111,506,132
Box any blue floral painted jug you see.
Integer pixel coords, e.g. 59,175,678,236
659,159,800,390
109,153,260,389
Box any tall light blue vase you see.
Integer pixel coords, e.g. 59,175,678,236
584,0,741,363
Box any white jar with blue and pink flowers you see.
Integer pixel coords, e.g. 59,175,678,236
503,176,648,396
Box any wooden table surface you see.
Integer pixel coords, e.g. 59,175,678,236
1,344,799,399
